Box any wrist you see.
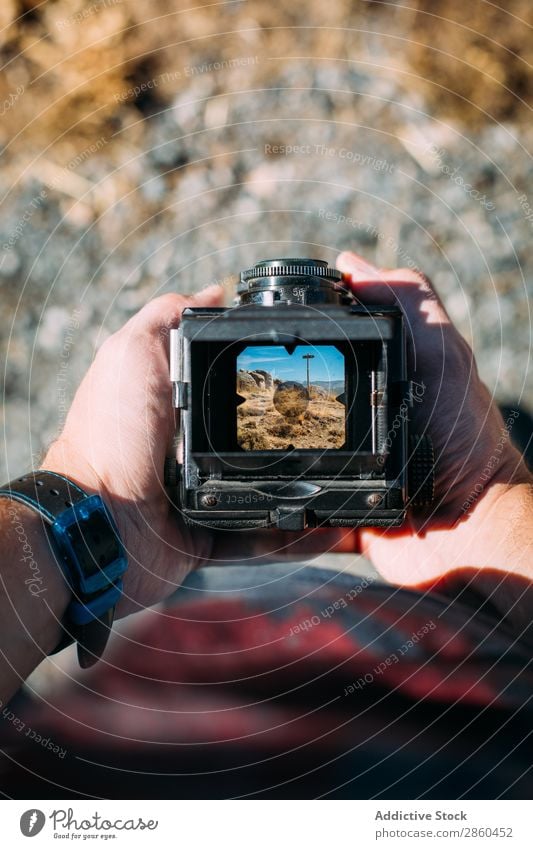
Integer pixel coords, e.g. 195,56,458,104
9,461,129,666
428,481,533,643
42,439,126,548
453,479,533,576
43,439,107,501
0,498,71,702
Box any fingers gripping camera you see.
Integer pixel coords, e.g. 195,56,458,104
166,259,434,530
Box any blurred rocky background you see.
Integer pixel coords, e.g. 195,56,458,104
1,0,532,477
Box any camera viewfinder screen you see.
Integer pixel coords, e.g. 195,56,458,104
236,345,345,450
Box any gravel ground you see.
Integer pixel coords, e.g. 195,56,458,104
2,0,531,705
1,2,532,479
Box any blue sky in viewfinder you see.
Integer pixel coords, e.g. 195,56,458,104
238,345,344,383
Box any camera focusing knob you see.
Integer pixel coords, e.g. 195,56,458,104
237,257,352,306
241,259,341,282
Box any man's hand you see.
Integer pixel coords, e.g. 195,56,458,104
336,251,533,596
44,286,223,617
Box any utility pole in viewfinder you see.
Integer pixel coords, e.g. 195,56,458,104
302,353,315,392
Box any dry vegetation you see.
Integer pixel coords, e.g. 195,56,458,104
0,0,531,164
407,1,533,126
237,375,345,450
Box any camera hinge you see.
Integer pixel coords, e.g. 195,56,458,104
173,381,189,409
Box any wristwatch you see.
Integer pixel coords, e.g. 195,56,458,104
0,470,128,668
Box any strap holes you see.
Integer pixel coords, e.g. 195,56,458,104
36,480,44,486
65,500,73,508
50,488,60,496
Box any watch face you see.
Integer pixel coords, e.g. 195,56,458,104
66,509,122,576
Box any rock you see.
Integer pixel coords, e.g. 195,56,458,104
249,371,266,390
237,370,257,394
253,369,273,390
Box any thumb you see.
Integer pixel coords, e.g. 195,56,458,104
130,285,224,338
189,283,225,307
337,250,450,325
337,250,382,280
337,251,397,305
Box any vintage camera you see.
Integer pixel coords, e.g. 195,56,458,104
167,258,434,530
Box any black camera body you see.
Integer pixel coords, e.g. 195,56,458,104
167,259,433,530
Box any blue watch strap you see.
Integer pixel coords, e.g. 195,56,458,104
0,470,88,522
0,471,128,668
